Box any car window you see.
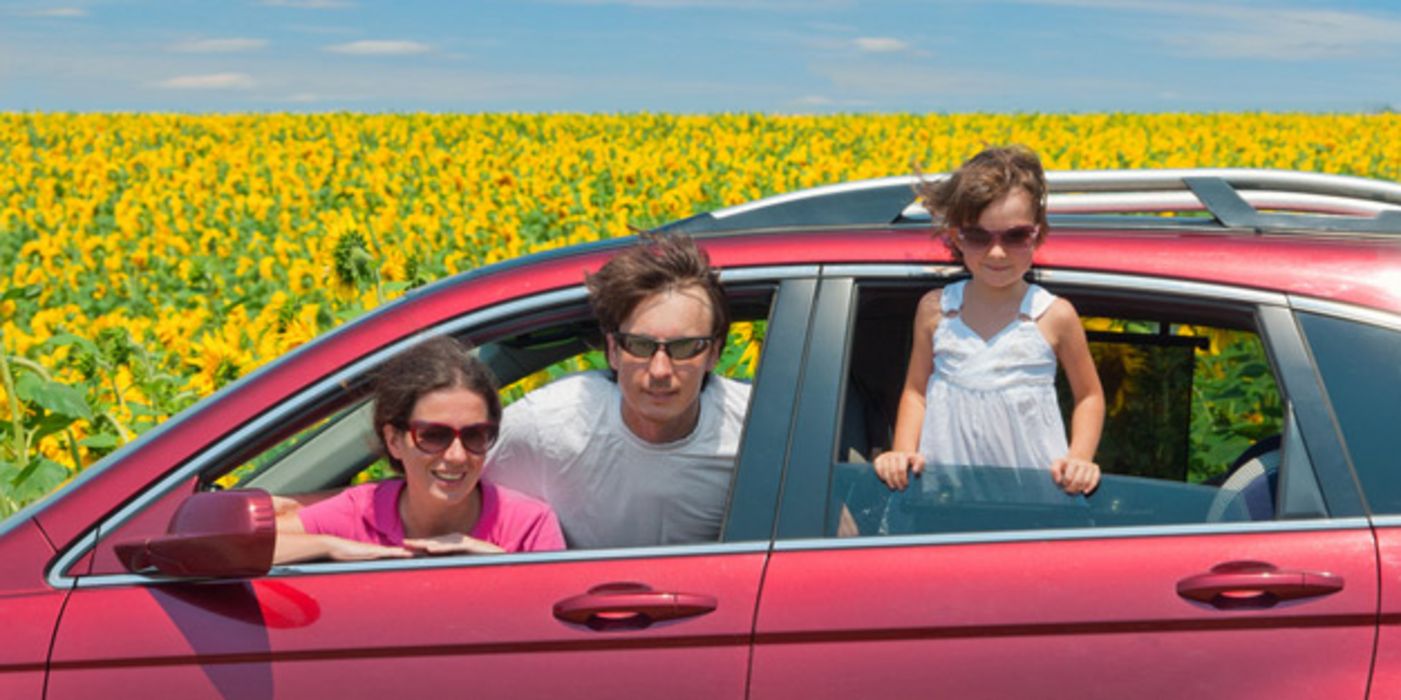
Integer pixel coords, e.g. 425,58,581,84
189,286,774,549
1298,312,1401,515
227,293,769,493
78,282,785,576
829,283,1299,538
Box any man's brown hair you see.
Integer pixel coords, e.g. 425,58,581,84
585,232,730,339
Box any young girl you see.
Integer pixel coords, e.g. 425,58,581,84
873,145,1105,495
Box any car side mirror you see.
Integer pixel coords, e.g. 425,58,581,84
115,489,276,578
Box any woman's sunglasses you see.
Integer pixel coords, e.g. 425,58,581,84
403,420,499,455
954,224,1041,251
612,332,714,360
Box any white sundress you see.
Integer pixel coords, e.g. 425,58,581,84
917,280,1069,480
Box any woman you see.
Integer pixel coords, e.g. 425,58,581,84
274,336,565,563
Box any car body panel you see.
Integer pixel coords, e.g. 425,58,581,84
0,519,64,700
1372,528,1401,697
48,551,763,699
752,529,1376,699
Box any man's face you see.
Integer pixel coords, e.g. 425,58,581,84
607,285,721,444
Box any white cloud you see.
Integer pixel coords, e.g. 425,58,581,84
170,38,268,53
24,7,86,17
259,0,352,8
283,92,331,103
815,62,1001,97
325,40,432,55
853,37,909,53
1184,9,1401,60
548,0,851,8
157,73,257,90
1020,0,1401,60
790,94,871,108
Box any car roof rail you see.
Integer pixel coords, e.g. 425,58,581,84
657,168,1401,236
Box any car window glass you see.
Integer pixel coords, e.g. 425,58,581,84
830,284,1294,538
1298,312,1401,515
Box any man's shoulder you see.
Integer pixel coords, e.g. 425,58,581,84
707,373,752,400
507,370,616,416
704,374,751,425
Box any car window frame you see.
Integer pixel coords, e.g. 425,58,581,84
770,264,1367,549
50,265,820,589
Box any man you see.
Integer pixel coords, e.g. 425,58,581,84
484,233,750,549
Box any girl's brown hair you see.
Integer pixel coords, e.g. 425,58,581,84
917,145,1050,261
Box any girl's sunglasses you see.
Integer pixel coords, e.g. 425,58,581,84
612,332,714,360
955,224,1040,251
403,420,499,455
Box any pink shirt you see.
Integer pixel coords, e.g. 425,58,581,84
298,479,565,553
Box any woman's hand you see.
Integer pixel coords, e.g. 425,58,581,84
873,451,926,491
275,533,413,565
324,538,415,562
403,534,506,556
1050,456,1100,494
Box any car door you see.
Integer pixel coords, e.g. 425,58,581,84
1296,307,1401,698
44,274,817,699
750,270,1377,699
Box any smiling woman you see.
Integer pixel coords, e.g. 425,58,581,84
273,336,565,563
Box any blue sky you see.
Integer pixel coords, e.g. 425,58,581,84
3,0,1400,113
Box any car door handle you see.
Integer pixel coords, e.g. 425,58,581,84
553,582,718,631
1177,560,1344,609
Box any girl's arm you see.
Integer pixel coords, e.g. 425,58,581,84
873,290,941,490
1044,299,1106,494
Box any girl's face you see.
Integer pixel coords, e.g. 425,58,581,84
953,188,1041,290
384,387,491,508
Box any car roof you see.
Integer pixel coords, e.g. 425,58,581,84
662,168,1401,237
672,168,1401,314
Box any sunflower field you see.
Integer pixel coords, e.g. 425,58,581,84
2,112,1399,515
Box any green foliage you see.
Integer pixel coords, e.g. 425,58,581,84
1187,332,1283,483
1,335,88,517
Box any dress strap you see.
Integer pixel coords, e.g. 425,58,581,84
940,280,966,317
1019,283,1058,320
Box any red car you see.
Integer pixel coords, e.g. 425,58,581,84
5,169,1401,699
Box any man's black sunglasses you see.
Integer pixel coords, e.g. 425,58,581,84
612,332,715,360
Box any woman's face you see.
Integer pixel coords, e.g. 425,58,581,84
384,386,492,508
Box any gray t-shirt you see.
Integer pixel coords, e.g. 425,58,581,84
484,370,751,549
